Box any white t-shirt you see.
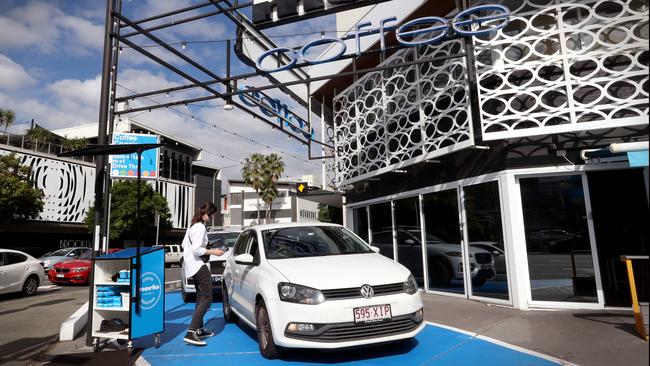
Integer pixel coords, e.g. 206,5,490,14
182,222,208,278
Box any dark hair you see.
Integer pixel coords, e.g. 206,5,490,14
191,202,217,225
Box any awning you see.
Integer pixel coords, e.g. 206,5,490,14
580,141,648,167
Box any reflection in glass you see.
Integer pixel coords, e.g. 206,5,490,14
422,189,465,294
464,182,509,301
521,175,597,303
369,202,394,259
394,197,424,287
352,207,369,242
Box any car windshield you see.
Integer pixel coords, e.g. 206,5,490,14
207,232,240,247
76,251,93,260
46,249,71,257
262,226,373,259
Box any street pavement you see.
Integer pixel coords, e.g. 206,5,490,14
0,267,182,365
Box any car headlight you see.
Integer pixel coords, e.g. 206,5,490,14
278,283,325,305
404,274,418,295
72,267,90,272
445,251,462,257
43,260,51,267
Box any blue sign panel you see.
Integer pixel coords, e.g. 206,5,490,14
131,248,164,339
110,133,160,179
628,151,649,167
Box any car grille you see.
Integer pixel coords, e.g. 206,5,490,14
285,313,422,342
210,261,225,275
55,268,70,273
474,253,492,264
321,283,404,300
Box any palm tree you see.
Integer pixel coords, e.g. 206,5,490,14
261,153,284,223
0,108,15,134
241,153,265,224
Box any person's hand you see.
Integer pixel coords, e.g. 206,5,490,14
209,248,225,256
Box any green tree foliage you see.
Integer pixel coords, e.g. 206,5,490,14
241,153,266,223
0,108,15,134
318,203,343,224
241,153,285,224
0,153,45,222
61,136,88,150
84,180,172,242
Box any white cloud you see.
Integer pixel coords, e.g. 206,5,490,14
0,1,103,56
0,54,37,90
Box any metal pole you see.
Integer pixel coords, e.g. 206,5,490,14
87,0,115,347
135,148,142,314
211,169,218,227
241,190,245,230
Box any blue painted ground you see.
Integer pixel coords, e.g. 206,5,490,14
137,292,560,366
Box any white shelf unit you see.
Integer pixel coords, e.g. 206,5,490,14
91,258,131,340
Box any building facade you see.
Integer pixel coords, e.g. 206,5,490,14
311,0,648,310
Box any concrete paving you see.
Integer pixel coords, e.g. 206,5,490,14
421,295,649,366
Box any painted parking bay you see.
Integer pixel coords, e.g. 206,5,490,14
137,292,563,366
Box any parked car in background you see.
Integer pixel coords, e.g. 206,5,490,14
48,248,121,285
373,228,496,287
0,249,45,296
180,229,241,302
221,223,424,359
164,244,182,267
470,242,507,279
39,247,90,275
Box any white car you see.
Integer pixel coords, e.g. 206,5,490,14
0,249,45,296
221,223,424,359
164,244,182,267
180,230,241,302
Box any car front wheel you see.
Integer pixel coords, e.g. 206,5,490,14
22,275,39,296
256,300,281,359
222,284,237,323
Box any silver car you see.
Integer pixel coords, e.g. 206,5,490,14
180,230,240,302
38,247,90,275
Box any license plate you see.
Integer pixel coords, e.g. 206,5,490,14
56,274,64,278
212,277,221,283
353,304,392,323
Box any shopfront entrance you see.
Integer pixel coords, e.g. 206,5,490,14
587,169,649,307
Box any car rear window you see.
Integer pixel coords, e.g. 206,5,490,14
262,226,373,259
207,232,240,247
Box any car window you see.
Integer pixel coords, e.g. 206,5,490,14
262,226,373,259
78,251,93,260
164,246,171,253
248,233,260,262
233,231,250,256
48,249,70,257
207,232,241,247
0,252,5,266
6,252,27,265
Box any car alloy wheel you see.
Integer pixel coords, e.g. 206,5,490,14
22,276,39,296
255,301,279,359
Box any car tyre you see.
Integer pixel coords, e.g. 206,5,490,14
22,275,39,296
222,284,237,323
256,300,281,359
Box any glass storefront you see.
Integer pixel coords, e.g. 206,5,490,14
352,206,369,242
369,202,394,259
464,182,509,301
394,197,424,288
520,175,598,303
422,189,465,295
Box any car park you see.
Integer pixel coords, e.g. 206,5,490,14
221,223,424,359
39,247,90,275
0,249,46,296
180,229,241,302
164,244,183,267
48,248,121,285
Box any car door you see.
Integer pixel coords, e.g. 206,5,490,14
3,252,29,293
0,251,8,294
228,230,250,313
239,232,262,324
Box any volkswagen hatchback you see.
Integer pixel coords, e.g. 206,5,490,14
221,223,424,359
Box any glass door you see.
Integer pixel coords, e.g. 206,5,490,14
520,175,599,304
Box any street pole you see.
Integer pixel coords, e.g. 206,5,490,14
211,169,220,227
87,0,116,347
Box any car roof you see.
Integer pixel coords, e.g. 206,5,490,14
247,222,342,231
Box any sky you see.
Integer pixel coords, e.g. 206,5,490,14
0,0,338,187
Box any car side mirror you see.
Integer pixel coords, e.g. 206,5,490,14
404,239,415,245
492,250,500,256
235,253,255,265
370,246,381,253
68,253,76,257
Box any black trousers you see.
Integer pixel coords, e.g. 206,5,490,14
189,265,212,331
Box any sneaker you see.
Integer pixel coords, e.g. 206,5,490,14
196,328,214,338
183,331,206,346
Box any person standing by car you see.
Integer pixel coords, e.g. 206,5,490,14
182,202,225,346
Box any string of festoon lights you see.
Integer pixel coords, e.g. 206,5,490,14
115,83,322,169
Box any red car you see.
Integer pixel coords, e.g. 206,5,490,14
48,249,121,285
